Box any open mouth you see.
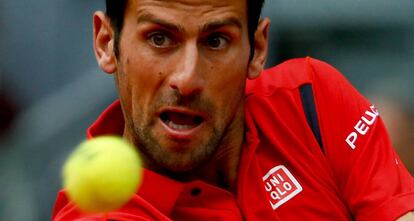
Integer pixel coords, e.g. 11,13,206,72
159,111,204,131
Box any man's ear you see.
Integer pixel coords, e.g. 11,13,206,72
247,18,270,79
93,11,117,74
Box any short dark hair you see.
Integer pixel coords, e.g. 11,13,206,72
105,0,265,58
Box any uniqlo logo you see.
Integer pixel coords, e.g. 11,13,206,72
262,165,303,210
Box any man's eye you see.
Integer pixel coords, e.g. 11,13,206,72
205,35,229,50
148,32,174,48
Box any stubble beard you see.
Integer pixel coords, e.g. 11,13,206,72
135,124,223,173
131,90,227,173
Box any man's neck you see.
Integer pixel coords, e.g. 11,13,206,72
192,105,245,192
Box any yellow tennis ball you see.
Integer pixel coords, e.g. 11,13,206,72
63,136,142,213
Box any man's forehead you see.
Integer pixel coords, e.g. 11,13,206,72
127,0,247,30
133,0,244,6
129,0,247,16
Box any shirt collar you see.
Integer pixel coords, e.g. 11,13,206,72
87,99,124,139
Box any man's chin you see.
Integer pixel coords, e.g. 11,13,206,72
139,128,222,175
158,153,209,172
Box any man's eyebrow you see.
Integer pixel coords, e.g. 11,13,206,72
137,12,184,33
200,17,242,33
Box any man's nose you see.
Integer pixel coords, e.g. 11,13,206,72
168,43,204,97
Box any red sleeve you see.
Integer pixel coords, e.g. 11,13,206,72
308,58,414,220
51,190,171,221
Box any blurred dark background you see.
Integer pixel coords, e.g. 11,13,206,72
0,1,413,220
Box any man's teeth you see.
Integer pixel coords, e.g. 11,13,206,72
167,120,194,130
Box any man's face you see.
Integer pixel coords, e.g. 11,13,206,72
113,0,252,172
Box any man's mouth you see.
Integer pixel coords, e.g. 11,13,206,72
159,109,205,132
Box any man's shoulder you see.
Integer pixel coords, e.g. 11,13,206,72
246,57,339,96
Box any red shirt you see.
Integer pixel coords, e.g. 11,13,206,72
52,57,414,220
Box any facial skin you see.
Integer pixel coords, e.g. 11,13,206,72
93,0,269,189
